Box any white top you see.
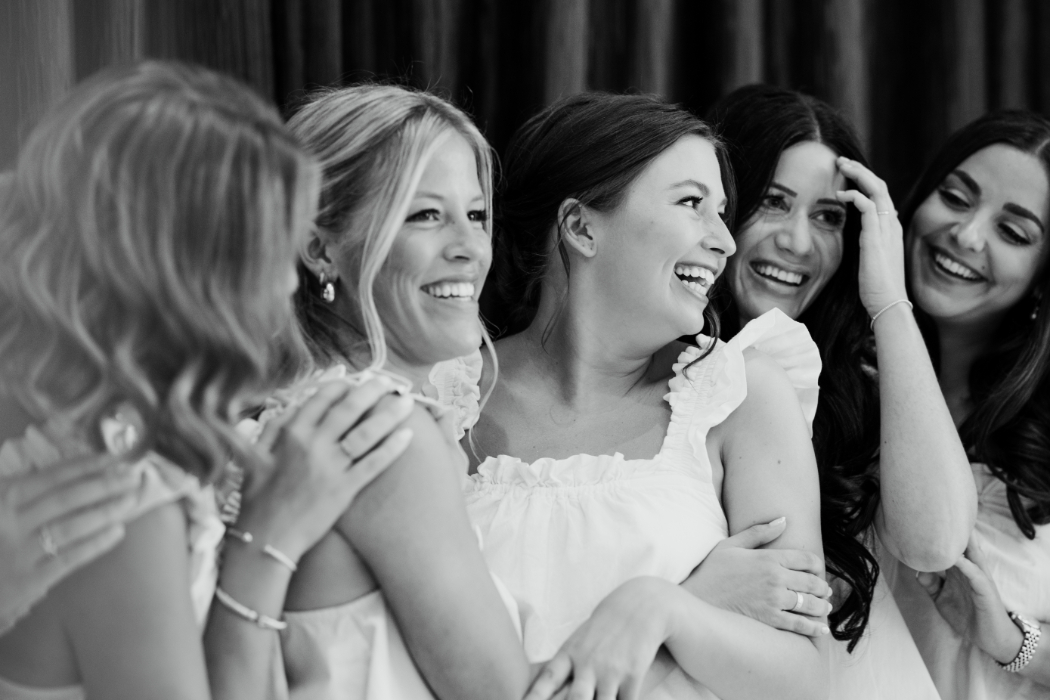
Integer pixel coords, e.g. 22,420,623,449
888,462,1050,700
0,414,223,700
240,364,521,700
455,309,821,698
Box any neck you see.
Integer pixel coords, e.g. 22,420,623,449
334,327,432,393
935,314,999,426
515,285,661,410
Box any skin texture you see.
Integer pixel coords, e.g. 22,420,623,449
726,142,847,325
478,136,828,700
908,144,1050,688
291,132,531,700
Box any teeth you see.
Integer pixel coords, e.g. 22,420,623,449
674,264,715,286
933,252,982,281
753,263,805,286
422,281,476,299
680,278,709,298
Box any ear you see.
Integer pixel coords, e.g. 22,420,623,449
557,198,597,258
300,225,339,281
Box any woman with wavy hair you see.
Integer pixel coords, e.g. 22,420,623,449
230,84,532,700
0,62,410,700
886,110,1050,699
705,84,976,697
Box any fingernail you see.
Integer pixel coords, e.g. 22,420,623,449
826,601,834,615
769,516,786,526
821,625,831,635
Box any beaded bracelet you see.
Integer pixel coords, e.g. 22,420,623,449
998,611,1041,673
214,587,287,631
225,527,298,573
870,299,914,330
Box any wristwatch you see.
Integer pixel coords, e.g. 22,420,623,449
997,611,1042,673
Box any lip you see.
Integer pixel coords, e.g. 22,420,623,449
925,243,987,283
420,274,482,302
747,259,811,289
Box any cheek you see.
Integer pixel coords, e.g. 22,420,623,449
818,233,845,281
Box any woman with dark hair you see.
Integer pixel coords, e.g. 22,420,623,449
461,92,829,699
886,109,1050,699
704,84,978,697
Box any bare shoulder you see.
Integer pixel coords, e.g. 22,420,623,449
735,347,800,414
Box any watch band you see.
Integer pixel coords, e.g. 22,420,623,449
998,611,1041,673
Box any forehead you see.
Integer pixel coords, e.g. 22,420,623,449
774,141,845,191
633,134,724,198
955,144,1049,216
415,131,481,187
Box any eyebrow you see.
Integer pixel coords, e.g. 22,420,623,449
769,182,797,197
1004,202,1046,233
412,190,485,202
670,179,711,196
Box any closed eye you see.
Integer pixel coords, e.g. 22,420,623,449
999,222,1033,246
938,187,970,210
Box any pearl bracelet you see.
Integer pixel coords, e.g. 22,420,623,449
998,611,1041,673
870,299,914,330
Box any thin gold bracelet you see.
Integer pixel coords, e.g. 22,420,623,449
214,586,287,631
225,527,298,573
870,299,914,330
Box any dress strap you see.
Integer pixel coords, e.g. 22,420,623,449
662,308,822,476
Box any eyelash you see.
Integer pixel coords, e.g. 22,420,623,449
405,208,489,224
762,194,843,227
679,195,704,210
938,187,1034,246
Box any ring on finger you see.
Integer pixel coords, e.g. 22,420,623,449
876,210,895,216
39,526,59,558
787,590,805,613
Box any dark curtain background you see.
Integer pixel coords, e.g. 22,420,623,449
4,0,1049,202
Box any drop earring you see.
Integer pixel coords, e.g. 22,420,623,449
319,272,335,303
1032,296,1041,322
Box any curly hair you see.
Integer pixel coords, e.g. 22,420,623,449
707,84,880,651
0,61,317,480
901,109,1050,539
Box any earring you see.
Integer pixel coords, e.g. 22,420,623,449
1032,297,1041,322
319,272,335,303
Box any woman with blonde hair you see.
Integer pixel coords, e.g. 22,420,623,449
220,84,532,700
0,61,410,700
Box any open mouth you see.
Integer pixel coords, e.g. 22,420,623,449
930,248,985,282
750,262,808,288
674,263,715,299
421,281,477,300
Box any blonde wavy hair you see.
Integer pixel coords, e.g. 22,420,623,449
287,85,495,371
0,61,318,480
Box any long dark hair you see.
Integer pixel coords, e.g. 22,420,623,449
708,84,880,650
490,92,734,340
901,110,1050,539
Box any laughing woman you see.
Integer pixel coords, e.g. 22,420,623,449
886,110,1050,700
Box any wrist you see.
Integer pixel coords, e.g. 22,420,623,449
218,542,294,619
869,298,914,330
988,613,1026,664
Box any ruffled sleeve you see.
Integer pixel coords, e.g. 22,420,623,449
662,308,821,477
424,350,484,440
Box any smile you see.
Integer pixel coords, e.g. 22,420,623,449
750,262,808,287
930,249,985,282
421,281,476,300
674,263,715,299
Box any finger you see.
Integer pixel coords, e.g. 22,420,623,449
334,394,415,458
288,381,353,431
9,454,120,504
33,491,138,562
951,556,989,590
340,428,413,498
781,589,832,618
782,570,833,599
567,668,597,700
596,676,619,700
836,189,883,238
836,157,894,211
34,522,126,591
21,465,140,530
525,654,573,700
916,570,946,598
721,516,787,550
963,532,993,571
772,611,830,638
776,549,825,576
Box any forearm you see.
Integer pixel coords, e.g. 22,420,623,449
664,584,827,700
986,617,1050,688
1019,621,1050,687
204,546,291,700
874,305,976,569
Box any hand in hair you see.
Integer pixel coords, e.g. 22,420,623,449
835,157,909,316
680,516,833,638
0,455,140,636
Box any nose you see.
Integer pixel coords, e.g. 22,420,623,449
445,215,492,265
774,213,815,257
949,215,987,253
702,214,736,258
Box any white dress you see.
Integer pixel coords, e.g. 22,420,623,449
458,309,820,698
887,463,1050,700
239,363,522,700
0,414,223,700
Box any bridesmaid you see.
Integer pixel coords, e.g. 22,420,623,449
703,84,977,698
888,109,1050,699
